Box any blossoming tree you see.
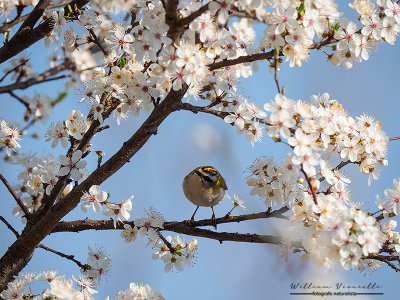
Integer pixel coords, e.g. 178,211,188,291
0,0,400,298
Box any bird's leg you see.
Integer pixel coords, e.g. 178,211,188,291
211,206,217,230
190,206,199,221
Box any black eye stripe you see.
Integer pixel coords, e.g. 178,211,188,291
202,175,213,182
195,169,214,183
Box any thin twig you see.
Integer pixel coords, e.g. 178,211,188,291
389,136,400,141
0,59,28,82
0,1,73,34
38,244,86,269
157,231,176,254
8,91,29,109
88,28,108,56
0,172,31,218
0,216,20,237
0,59,73,93
366,254,400,272
300,166,318,205
178,102,272,126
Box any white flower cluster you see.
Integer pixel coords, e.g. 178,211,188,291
119,208,199,273
134,207,165,241
330,0,400,68
152,235,199,273
223,96,267,146
0,271,97,300
0,119,20,156
113,282,164,300
60,1,258,124
294,192,386,270
376,178,400,218
246,155,302,207
83,246,111,283
9,150,86,221
2,55,37,81
0,263,162,300
264,93,388,182
25,92,52,122
44,8,66,47
0,0,38,17
79,185,133,228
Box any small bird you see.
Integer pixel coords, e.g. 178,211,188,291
182,166,228,229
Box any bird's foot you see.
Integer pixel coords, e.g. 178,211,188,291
211,214,217,230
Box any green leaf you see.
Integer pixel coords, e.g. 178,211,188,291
296,3,305,16
331,23,340,32
53,90,68,105
120,57,126,68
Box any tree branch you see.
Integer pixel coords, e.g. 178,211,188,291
52,207,289,233
0,173,31,218
0,216,19,237
0,1,73,34
175,3,210,28
38,244,86,269
0,86,188,292
0,0,89,64
177,102,271,126
17,0,51,34
0,59,28,82
366,254,400,272
0,59,73,93
208,50,275,71
8,91,29,109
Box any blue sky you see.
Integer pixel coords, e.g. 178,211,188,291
1,3,400,299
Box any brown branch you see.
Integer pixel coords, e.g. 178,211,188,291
366,254,400,272
376,212,395,221
0,59,28,82
165,0,179,26
229,8,262,21
0,216,20,237
8,91,29,109
0,59,73,93
157,232,176,254
52,208,289,233
88,28,108,56
333,160,352,171
37,244,86,269
207,36,338,72
208,50,275,71
0,1,73,34
177,102,271,126
17,0,51,34
0,87,188,292
389,136,400,141
0,173,31,218
300,166,318,205
175,3,210,28
0,0,89,64
164,225,283,244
